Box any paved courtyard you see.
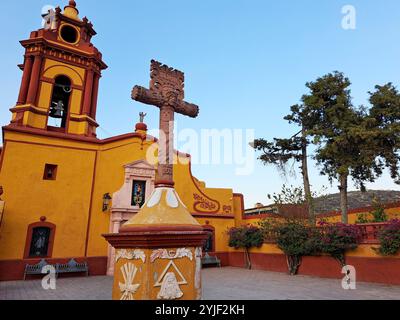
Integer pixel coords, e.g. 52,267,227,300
1,267,400,300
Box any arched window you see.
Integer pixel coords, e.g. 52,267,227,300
24,222,56,259
48,75,72,129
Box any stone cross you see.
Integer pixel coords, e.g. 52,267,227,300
132,60,199,186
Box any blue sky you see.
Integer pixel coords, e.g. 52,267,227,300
1,0,400,208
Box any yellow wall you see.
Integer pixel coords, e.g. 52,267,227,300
0,133,96,259
0,129,238,261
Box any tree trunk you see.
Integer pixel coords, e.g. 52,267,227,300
244,248,252,270
301,127,314,221
338,173,349,224
286,255,302,275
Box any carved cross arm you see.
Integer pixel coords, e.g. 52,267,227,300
131,86,164,107
174,101,199,118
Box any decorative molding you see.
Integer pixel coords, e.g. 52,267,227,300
150,248,193,263
119,263,140,301
193,193,220,214
115,249,146,263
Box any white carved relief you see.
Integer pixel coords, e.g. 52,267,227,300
119,263,140,301
157,272,184,300
116,249,146,263
155,260,187,300
151,248,193,263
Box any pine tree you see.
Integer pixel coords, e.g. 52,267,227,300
301,72,382,223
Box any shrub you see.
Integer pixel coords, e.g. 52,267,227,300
318,222,361,266
228,225,264,269
274,221,319,275
259,218,321,275
376,220,400,256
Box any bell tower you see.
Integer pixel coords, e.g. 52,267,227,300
10,0,107,137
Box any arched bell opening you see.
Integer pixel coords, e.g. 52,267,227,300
48,75,72,129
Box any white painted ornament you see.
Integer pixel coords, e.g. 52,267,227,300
157,272,184,300
116,249,146,263
119,263,140,300
151,248,193,263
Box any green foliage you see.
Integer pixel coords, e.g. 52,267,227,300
301,72,382,189
370,197,388,223
275,221,317,257
252,137,304,175
258,218,320,275
318,222,360,266
259,218,361,272
356,214,370,224
228,225,264,269
228,225,264,249
369,83,400,184
355,197,388,224
376,220,400,256
268,185,306,206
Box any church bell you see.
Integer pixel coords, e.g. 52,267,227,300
50,100,65,119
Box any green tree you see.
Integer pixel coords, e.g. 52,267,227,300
301,72,382,223
369,83,400,184
252,105,314,219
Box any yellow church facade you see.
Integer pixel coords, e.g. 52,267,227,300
0,1,243,281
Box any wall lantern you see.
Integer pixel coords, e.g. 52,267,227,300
102,193,112,212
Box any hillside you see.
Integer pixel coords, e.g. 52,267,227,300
314,190,400,214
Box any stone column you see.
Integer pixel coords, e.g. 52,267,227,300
82,69,94,115
90,73,100,120
17,55,33,105
26,54,42,105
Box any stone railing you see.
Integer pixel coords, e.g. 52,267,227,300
356,222,388,244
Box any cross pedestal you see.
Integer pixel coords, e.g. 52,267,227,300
103,61,207,300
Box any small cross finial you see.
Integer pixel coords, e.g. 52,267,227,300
139,112,147,123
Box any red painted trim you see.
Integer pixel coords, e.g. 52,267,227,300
17,55,33,105
10,106,49,116
191,213,235,219
84,151,98,257
104,228,208,249
82,69,94,115
23,221,56,260
26,55,42,105
90,73,100,120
